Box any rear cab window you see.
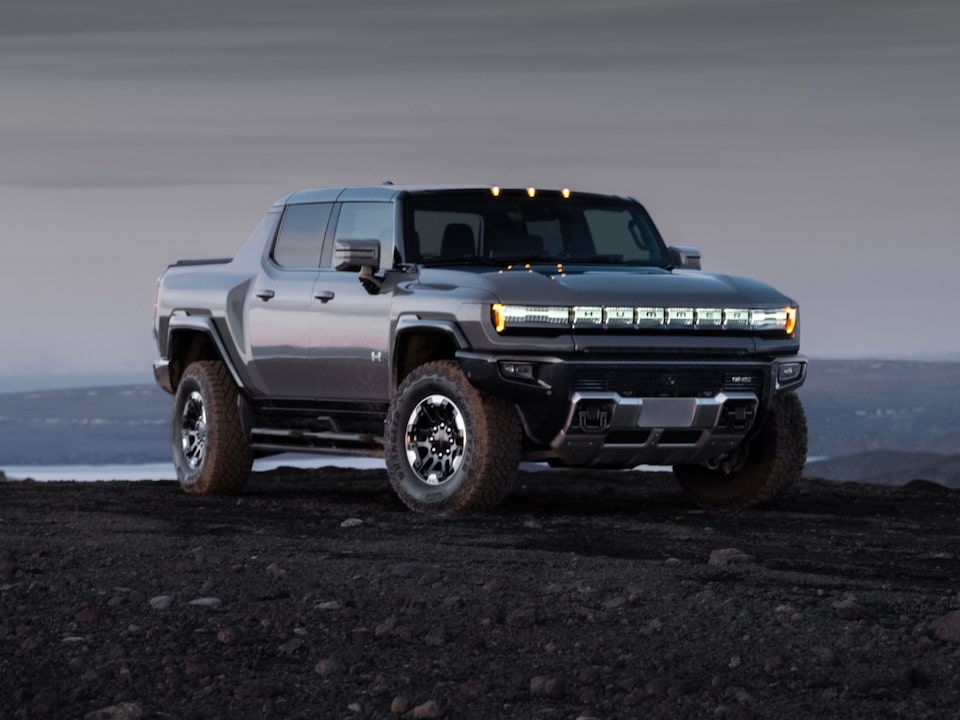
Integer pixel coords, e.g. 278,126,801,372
272,203,333,269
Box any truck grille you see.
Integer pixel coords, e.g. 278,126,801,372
571,366,762,398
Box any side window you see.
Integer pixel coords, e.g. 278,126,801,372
333,202,395,270
273,203,333,269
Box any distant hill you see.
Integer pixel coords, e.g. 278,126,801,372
1,360,958,483
805,451,960,489
798,359,960,457
0,385,172,465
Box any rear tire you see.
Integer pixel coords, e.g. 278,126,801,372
674,393,807,510
172,361,252,495
384,360,520,513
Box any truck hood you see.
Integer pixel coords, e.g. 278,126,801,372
416,264,795,308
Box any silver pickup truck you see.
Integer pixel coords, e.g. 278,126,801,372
153,185,807,513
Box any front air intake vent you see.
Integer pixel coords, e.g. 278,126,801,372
572,366,727,398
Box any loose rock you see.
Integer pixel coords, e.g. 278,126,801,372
709,548,753,567
411,700,440,718
930,610,960,642
530,675,565,698
188,597,223,609
315,658,340,677
148,595,173,611
832,596,860,620
390,695,409,715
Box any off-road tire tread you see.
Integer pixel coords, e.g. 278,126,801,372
174,361,252,495
674,392,807,511
385,360,520,513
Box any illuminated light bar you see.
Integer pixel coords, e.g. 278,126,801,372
572,306,603,328
527,187,537,197
561,188,571,198
750,308,791,332
695,308,723,328
723,308,751,330
491,304,798,335
666,308,694,327
636,307,665,328
491,186,501,197
492,304,569,333
604,306,635,328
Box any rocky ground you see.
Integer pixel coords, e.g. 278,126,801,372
2,468,960,720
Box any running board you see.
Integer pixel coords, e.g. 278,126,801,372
249,427,384,456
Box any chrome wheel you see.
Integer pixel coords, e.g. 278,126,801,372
180,390,207,470
404,394,467,485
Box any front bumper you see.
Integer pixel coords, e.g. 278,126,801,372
458,352,806,468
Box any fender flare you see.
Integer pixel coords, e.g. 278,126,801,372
392,317,471,387
164,315,247,392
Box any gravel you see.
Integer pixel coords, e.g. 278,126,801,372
1,467,959,719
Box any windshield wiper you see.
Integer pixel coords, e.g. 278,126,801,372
484,254,555,265
557,255,625,265
420,256,505,267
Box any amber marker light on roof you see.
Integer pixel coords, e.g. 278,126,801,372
490,186,501,197
561,188,571,198
527,187,536,197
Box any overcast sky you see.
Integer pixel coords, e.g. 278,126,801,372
1,0,958,389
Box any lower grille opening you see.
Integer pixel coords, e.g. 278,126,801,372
658,429,703,445
605,429,651,445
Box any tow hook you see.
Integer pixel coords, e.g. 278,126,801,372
577,403,612,433
722,401,755,432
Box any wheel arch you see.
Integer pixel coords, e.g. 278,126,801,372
164,316,245,393
393,318,470,390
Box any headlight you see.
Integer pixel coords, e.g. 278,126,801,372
750,307,797,336
492,303,798,336
491,304,569,332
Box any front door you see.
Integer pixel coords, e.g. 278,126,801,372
307,201,395,402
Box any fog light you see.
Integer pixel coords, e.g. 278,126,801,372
500,361,536,381
778,362,803,384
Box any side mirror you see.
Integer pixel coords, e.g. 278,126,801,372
334,239,381,272
668,245,702,270
335,239,383,294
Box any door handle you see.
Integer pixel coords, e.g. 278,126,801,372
314,290,335,303
256,289,275,301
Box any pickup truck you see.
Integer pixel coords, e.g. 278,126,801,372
153,185,807,512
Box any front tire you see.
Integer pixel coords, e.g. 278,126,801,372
384,360,520,513
172,361,252,495
674,392,807,510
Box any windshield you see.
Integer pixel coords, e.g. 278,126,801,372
402,190,670,267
